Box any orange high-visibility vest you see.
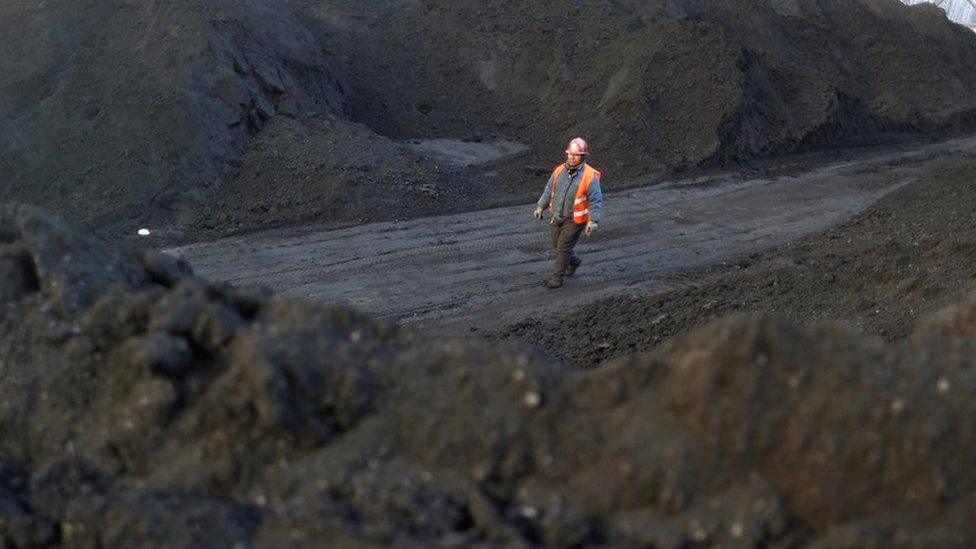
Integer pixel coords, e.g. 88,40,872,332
548,163,602,225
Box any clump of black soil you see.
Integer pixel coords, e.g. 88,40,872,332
4,204,976,547
4,0,976,241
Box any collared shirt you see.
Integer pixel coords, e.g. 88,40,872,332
536,163,603,223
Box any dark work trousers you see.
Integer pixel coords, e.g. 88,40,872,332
549,218,584,278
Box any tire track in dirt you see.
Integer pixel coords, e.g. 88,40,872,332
166,137,976,335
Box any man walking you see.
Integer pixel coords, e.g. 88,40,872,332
533,137,603,289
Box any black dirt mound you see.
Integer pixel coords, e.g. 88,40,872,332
3,205,976,547
5,0,976,240
0,0,344,237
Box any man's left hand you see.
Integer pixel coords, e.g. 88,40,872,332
585,221,598,237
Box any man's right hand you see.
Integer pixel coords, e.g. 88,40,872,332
533,206,543,220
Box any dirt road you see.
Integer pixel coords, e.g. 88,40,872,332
166,137,976,334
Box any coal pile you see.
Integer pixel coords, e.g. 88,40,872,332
4,0,976,240
2,205,976,547
0,0,354,240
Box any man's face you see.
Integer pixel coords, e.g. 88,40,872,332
566,153,583,167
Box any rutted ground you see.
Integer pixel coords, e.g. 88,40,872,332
167,137,976,337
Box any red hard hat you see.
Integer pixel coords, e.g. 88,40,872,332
565,137,588,155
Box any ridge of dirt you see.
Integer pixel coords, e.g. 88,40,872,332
4,203,976,546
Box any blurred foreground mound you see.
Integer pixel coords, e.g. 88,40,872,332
2,205,976,547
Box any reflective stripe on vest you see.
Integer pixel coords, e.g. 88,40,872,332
548,163,602,225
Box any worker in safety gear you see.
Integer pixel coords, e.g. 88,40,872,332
533,137,603,289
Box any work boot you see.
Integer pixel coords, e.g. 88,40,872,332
564,257,582,277
545,275,563,289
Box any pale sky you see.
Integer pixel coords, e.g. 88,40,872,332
902,0,976,23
